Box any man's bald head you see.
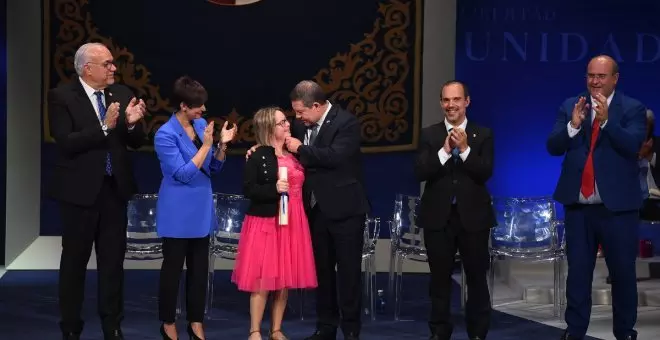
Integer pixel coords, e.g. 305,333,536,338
586,54,619,98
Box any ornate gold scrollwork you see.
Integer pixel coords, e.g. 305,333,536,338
314,0,419,151
46,0,174,145
44,0,420,152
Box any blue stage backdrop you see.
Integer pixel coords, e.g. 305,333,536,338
456,0,660,210
40,0,422,235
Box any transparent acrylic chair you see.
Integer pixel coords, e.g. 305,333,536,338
490,196,566,318
125,194,184,315
362,217,381,320
208,193,250,316
387,194,468,321
126,194,162,260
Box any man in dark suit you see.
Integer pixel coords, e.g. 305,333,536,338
547,55,645,340
284,80,370,340
414,80,495,340
48,42,146,340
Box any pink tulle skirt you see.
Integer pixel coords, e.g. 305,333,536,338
231,202,317,292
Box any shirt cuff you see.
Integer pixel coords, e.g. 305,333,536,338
459,147,471,161
128,124,136,131
438,148,451,165
567,121,580,138
600,120,608,129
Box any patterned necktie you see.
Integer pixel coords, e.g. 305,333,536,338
308,123,319,146
580,118,600,197
94,91,112,175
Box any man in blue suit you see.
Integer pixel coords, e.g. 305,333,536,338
547,55,646,340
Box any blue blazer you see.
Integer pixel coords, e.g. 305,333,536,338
154,114,224,238
547,91,646,212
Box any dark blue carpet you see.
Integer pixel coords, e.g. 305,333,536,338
0,270,600,339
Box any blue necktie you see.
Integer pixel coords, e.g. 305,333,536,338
640,160,649,200
452,147,460,163
451,144,459,204
94,91,112,175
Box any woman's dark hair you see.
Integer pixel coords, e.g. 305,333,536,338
173,76,208,108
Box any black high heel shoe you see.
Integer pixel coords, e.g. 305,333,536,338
160,323,176,340
187,323,204,340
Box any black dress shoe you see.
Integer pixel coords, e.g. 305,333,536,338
560,330,582,340
103,329,124,340
344,332,359,340
62,332,81,340
303,329,336,340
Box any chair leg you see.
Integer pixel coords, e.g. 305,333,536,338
369,255,377,321
205,252,216,319
394,255,404,321
387,249,396,310
177,273,186,319
363,257,371,319
489,255,496,308
553,257,561,318
460,265,467,310
298,288,305,321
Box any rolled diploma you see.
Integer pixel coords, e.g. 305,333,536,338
278,167,288,225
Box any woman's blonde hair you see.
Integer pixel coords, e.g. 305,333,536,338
252,106,283,146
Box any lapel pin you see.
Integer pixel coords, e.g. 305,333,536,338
473,133,476,137
108,92,112,97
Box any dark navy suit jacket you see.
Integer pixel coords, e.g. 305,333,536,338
547,91,647,212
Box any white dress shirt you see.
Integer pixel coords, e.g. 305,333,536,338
79,77,109,136
438,118,471,165
566,91,614,203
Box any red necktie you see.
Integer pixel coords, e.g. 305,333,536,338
580,118,601,197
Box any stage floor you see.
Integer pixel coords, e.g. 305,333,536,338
0,270,603,340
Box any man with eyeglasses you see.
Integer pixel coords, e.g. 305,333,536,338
47,42,147,340
547,55,646,340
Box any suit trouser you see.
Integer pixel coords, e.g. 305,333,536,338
308,205,365,336
423,206,491,339
564,204,638,339
58,176,127,334
158,236,210,323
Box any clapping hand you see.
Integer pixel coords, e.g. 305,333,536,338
570,96,589,128
125,97,147,125
105,102,120,129
450,128,468,152
203,121,215,146
593,93,609,123
219,121,237,144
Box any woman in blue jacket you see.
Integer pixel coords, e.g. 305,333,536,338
154,76,236,340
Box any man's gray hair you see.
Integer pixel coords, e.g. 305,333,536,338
73,42,106,76
647,109,655,122
289,80,327,107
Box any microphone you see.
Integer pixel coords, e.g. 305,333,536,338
278,167,289,226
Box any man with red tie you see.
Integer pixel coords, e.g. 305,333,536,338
547,55,646,340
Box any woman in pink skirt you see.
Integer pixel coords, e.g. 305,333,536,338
232,106,317,340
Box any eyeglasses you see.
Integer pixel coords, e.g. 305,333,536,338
276,119,289,127
87,61,115,69
586,73,612,81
